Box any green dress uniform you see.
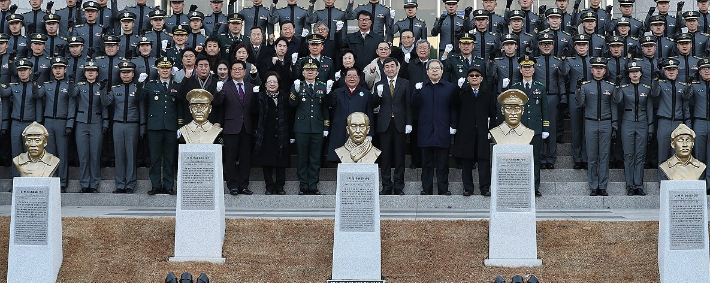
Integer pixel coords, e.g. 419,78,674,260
292,55,335,82
442,54,490,86
511,80,549,193
289,78,329,194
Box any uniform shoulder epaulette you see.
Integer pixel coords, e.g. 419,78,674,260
630,36,639,40
95,56,105,59
534,81,544,86
490,31,497,36
493,57,504,60
691,81,700,84
562,31,572,36
418,18,424,22
43,81,52,85
581,81,591,85
607,81,615,86
124,5,135,8
642,84,651,88
322,55,332,61
657,79,667,83
621,84,629,88
112,84,121,89
316,81,326,86
702,32,710,36
668,38,675,42
0,84,6,88
36,84,41,89
59,36,67,40
77,82,85,85
553,55,562,60
511,82,521,86
679,82,688,86
75,24,84,28
694,55,704,60
9,82,18,86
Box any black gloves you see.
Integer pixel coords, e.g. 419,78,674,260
0,130,7,137
65,127,72,136
464,7,473,18
506,0,513,9
605,5,612,14
539,5,547,17
68,74,75,82
46,1,54,12
99,79,108,90
189,4,198,12
102,127,108,134
8,50,17,62
648,7,656,15
611,128,617,140
309,0,317,4
678,1,685,12
573,0,581,10
9,4,17,14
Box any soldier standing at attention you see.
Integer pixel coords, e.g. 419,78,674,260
686,59,710,194
576,57,617,197
390,0,426,42
347,0,393,40
239,0,274,42
270,0,309,36
510,55,548,197
432,0,472,54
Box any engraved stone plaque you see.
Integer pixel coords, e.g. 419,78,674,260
669,190,705,250
338,172,376,233
180,152,215,211
495,153,532,212
13,186,49,245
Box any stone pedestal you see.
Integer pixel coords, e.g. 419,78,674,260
658,180,710,282
485,144,542,267
7,177,62,283
331,163,383,282
170,144,225,263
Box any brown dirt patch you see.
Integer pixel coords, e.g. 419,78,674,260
0,218,667,282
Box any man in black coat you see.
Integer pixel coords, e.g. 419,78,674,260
372,57,412,195
340,10,383,71
178,55,222,126
452,66,497,196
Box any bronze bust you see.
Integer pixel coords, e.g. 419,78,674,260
490,89,535,144
179,89,223,144
659,124,706,180
335,112,381,163
13,122,60,177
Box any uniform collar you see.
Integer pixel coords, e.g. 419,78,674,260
16,151,53,166
499,122,526,137
666,155,703,169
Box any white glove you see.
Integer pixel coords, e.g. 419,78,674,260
289,139,295,144
488,133,492,140
323,131,329,137
272,57,278,65
415,82,422,89
253,86,260,92
301,29,310,37
138,73,148,83
161,39,168,51
366,136,372,141
336,20,344,31
291,53,299,63
542,132,549,139
445,44,453,54
457,77,465,87
326,79,334,93
216,81,224,92
376,84,383,97
449,127,457,135
335,70,341,81
502,78,510,88
294,79,301,92
172,66,179,75
177,130,182,139
405,125,412,134
250,64,257,74
390,10,395,19
404,52,411,63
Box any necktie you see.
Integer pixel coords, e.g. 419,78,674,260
309,83,314,92
238,82,245,102
389,79,394,97
525,82,530,91
163,82,168,90
362,32,367,40
474,88,478,97
53,80,61,117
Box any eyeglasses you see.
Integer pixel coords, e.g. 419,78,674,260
266,80,278,84
231,67,245,71
183,54,195,58
357,18,371,22
468,74,481,77
428,67,442,70
401,36,414,39
377,47,390,51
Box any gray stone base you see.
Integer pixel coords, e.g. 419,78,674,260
484,258,543,267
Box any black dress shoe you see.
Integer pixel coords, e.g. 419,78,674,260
147,188,161,195
589,190,598,196
113,189,126,194
535,190,542,197
573,162,582,169
298,190,305,195
420,190,429,195
380,189,392,195
547,164,554,169
626,186,634,196
582,162,588,169
481,190,491,196
89,188,98,193
125,188,134,194
239,189,253,195
265,190,273,195
598,189,608,196
635,188,647,196
463,191,472,196
60,187,66,193
164,189,176,195
439,191,452,196
277,188,286,195
395,190,405,195
229,189,239,195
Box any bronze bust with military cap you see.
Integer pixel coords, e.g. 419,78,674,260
335,112,381,163
659,124,706,180
13,122,60,177
490,89,534,144
179,89,222,144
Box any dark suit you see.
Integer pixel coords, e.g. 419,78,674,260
213,79,257,192
452,84,497,195
340,29,384,71
327,86,374,162
177,74,222,125
372,77,411,194
247,43,273,76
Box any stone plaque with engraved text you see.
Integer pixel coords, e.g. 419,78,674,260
180,152,215,211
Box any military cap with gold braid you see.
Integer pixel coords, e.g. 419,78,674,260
581,11,597,22
498,89,528,105
82,1,99,11
156,57,173,68
590,57,607,67
501,33,518,44
302,58,320,69
118,61,136,72
6,14,23,23
608,36,624,46
172,25,189,35
649,15,665,25
662,58,680,69
306,34,325,44
0,34,9,43
186,89,214,104
51,57,68,68
43,13,60,23
640,35,656,45
15,59,33,70
103,34,120,45
699,58,710,69
403,0,418,8
684,11,700,20
443,0,459,5
30,33,48,43
120,11,136,21
573,34,590,44
459,32,474,43
627,61,642,72
546,8,563,17
671,124,695,139
618,0,634,6
676,33,692,43
189,11,204,21
537,32,554,43
227,13,244,23
509,10,524,20
148,9,167,19
655,0,670,3
518,54,536,67
616,17,631,26
68,36,84,45
473,9,490,19
138,36,153,45
84,60,99,70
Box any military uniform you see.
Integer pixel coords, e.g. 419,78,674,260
164,12,189,33
559,37,592,167
43,13,68,58
492,55,522,93
607,37,630,168
471,10,498,62
271,2,309,35
203,11,228,36
95,3,117,32
686,60,710,190
683,11,710,57
216,13,246,58
644,13,681,38
239,3,274,39
535,33,565,168
116,12,140,59
611,0,643,37
133,54,158,82
39,57,76,190
306,3,348,41
71,21,104,56
121,4,154,35
487,10,506,34
102,61,144,194
22,8,47,35
651,59,692,170
73,61,108,192
576,57,617,196
347,1,393,40
0,34,11,85
289,61,330,194
143,10,173,58
293,55,334,82
66,46,87,83
7,33,29,61
24,35,52,84
576,7,609,35
431,11,471,53
519,9,540,34
391,16,427,42
55,4,83,38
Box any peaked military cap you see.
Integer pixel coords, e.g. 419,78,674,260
227,13,244,23
30,33,48,43
43,13,61,23
618,0,635,6
662,58,680,69
573,34,590,44
640,35,657,45
468,65,483,74
649,15,665,25
616,17,631,26
473,9,490,19
403,0,418,8
608,36,624,45
518,54,536,67
306,34,325,44
537,32,554,43
149,9,167,19
186,89,213,103
501,33,518,44
627,61,642,71
676,33,693,43
68,36,85,45
443,0,459,4
581,11,597,21
172,25,189,35
22,122,48,138
655,0,670,3
120,11,136,21
302,58,320,69
156,56,173,68
498,89,528,105
15,59,33,70
546,8,563,17
170,0,184,2
699,58,710,69
210,0,223,2
103,34,120,45
189,11,204,21
0,34,9,43
82,1,99,11
118,61,136,71
51,57,69,67
459,32,475,43
139,36,153,44
589,57,607,67
671,124,695,139
683,11,700,20
509,10,524,20
84,60,99,70
7,14,23,23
